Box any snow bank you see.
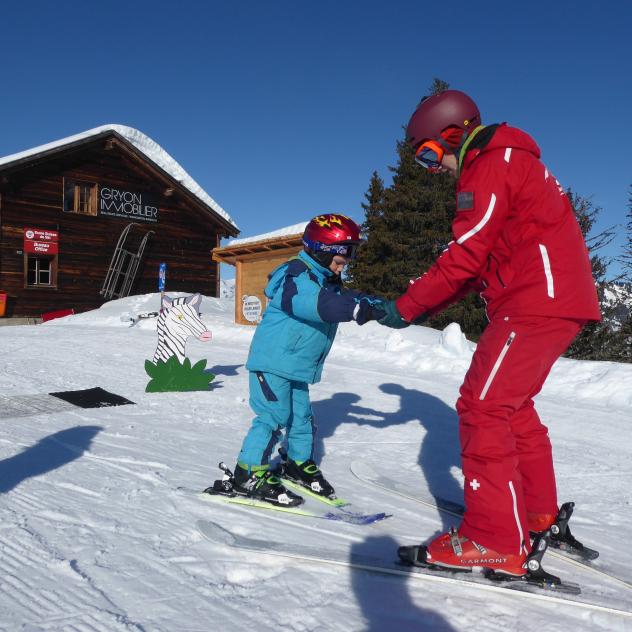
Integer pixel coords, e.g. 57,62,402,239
45,293,632,409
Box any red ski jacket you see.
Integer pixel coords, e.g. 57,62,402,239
396,124,601,323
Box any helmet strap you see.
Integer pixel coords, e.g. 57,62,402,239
457,125,485,177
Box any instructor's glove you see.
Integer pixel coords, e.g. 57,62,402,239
353,297,387,326
377,300,410,329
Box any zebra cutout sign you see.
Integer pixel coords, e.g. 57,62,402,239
144,294,215,392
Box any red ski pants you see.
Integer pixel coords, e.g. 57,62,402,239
457,315,583,555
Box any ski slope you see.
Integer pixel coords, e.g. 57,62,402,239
0,293,631,631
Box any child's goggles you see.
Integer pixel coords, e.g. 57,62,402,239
414,139,445,172
303,238,360,259
321,242,359,259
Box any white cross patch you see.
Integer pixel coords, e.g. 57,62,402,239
470,479,481,491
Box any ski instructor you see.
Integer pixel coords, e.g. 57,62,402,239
379,89,601,576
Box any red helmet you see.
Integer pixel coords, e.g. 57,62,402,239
302,214,362,259
406,90,481,150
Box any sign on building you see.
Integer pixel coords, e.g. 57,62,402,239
24,228,59,254
99,185,159,223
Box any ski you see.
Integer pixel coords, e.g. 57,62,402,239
197,461,390,525
196,519,632,619
279,477,349,508
274,447,347,508
197,489,388,525
350,460,632,590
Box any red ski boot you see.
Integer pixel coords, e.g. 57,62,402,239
527,511,557,534
423,528,527,577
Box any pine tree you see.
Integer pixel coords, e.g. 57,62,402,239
614,185,632,361
346,171,386,291
621,185,632,283
564,190,626,360
347,78,487,337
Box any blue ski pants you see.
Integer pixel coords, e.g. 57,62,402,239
238,371,315,470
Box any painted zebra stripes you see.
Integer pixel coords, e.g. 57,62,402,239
152,293,211,364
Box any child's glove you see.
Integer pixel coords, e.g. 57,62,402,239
377,300,410,329
353,297,387,325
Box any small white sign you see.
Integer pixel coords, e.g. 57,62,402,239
242,295,262,323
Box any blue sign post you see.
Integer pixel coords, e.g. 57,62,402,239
158,263,166,297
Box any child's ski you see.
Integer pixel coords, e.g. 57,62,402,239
278,477,348,508
197,489,388,525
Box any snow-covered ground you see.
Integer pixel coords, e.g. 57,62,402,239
1,293,631,631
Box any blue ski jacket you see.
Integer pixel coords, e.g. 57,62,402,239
246,250,367,384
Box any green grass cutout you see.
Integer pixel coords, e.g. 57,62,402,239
145,357,215,392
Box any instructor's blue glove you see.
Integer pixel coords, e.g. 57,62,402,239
377,300,410,329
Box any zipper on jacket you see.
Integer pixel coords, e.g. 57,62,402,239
479,332,516,400
539,244,555,298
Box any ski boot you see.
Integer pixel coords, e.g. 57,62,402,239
529,502,599,560
398,528,579,593
398,527,527,577
204,462,304,507
277,448,336,500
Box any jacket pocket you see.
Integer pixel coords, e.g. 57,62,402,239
284,321,303,351
479,332,516,400
255,372,278,402
483,254,514,295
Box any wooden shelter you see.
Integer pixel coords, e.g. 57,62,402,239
0,125,239,317
212,222,307,325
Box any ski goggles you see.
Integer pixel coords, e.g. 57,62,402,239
414,139,445,172
303,237,361,259
321,242,360,259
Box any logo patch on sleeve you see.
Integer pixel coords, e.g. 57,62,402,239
457,191,474,211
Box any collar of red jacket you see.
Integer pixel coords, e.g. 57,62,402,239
458,123,541,177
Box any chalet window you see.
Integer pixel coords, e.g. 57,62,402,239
63,178,98,215
25,255,57,287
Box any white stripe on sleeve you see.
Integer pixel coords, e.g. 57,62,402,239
456,193,497,245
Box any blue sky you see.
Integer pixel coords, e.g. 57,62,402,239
2,1,630,279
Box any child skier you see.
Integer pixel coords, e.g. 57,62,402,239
208,214,385,506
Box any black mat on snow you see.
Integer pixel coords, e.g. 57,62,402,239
49,387,135,409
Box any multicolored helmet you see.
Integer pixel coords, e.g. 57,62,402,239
302,214,362,261
406,89,481,151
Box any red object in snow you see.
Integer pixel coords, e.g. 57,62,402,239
41,308,74,322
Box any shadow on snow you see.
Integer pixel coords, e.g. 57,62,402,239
312,383,463,532
0,425,102,494
351,535,458,631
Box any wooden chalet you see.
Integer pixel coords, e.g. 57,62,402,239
0,125,239,318
212,222,307,325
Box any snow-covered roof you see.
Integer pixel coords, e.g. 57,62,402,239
227,221,308,247
0,124,238,231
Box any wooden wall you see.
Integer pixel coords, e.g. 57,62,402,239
234,246,302,325
0,140,234,317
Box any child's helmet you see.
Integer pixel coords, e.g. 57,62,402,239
406,90,481,150
302,214,362,265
